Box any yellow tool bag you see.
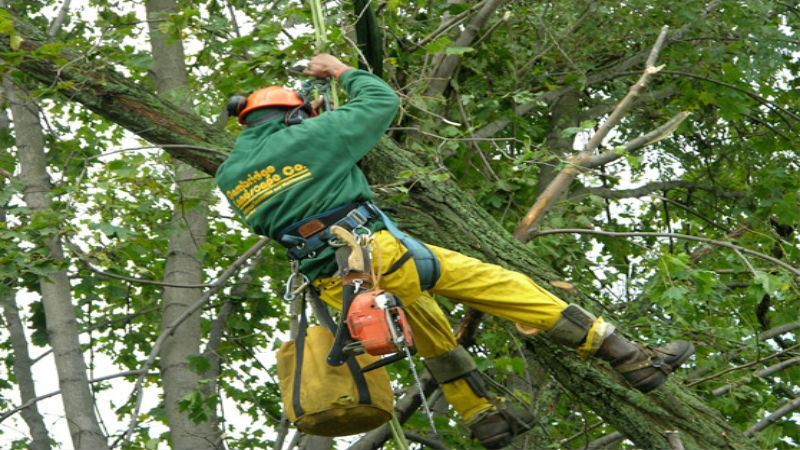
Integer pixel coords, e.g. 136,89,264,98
277,295,394,436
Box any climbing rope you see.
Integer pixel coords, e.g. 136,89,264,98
307,0,340,108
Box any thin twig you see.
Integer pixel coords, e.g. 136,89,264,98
531,229,800,277
687,342,800,387
712,356,800,396
69,242,217,288
0,370,151,423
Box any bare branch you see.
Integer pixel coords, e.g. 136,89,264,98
0,370,151,424
687,343,800,387
476,2,723,141
587,431,625,449
46,0,72,36
424,0,506,97
573,180,745,201
712,356,800,396
745,397,800,436
513,109,688,241
531,229,800,277
585,111,690,167
410,3,479,51
68,241,217,288
511,26,671,240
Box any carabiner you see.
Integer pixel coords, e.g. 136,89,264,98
283,271,310,302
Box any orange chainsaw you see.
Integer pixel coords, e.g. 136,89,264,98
345,289,415,371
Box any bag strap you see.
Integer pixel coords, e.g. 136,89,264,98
292,296,309,418
296,289,373,407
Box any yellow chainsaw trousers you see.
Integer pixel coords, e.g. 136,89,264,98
312,230,607,422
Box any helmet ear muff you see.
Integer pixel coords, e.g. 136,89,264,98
226,95,248,119
284,94,317,126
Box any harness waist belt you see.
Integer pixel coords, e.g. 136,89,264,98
278,202,378,261
279,202,441,291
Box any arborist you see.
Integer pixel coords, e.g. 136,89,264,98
215,53,695,449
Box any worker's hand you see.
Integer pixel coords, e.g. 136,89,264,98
303,53,347,78
310,96,326,112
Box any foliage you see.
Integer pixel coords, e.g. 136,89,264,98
1,0,799,449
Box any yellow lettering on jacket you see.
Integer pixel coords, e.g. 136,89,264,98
225,164,312,218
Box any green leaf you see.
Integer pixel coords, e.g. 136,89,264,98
89,222,137,239
447,3,469,14
445,46,475,56
753,270,783,294
424,36,451,54
9,32,22,51
187,355,211,374
108,159,137,178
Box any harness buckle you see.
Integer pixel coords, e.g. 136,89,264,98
346,207,368,226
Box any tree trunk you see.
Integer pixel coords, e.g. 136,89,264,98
1,14,759,448
5,78,109,450
1,93,52,450
145,0,221,448
0,287,52,450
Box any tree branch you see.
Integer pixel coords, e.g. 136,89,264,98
67,241,217,288
531,229,800,277
0,370,152,424
744,397,800,436
712,356,800,396
424,0,505,97
513,109,688,241
687,343,800,388
572,180,745,201
511,26,672,240
475,1,722,141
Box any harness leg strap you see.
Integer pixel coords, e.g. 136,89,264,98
424,345,488,398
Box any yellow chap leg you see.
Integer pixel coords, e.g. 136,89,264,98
441,378,494,423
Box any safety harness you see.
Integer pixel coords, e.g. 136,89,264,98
277,201,441,291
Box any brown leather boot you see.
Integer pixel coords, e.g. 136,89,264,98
595,333,694,393
468,407,535,449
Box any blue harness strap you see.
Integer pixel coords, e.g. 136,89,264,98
371,205,441,292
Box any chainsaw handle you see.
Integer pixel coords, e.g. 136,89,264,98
326,284,357,366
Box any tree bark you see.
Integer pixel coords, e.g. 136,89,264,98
1,13,759,449
5,78,109,450
145,0,221,448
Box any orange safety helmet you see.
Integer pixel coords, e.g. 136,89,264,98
236,86,305,124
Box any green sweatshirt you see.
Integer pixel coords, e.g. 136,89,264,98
215,69,400,279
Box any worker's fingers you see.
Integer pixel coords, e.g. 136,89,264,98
304,53,346,78
310,96,324,110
